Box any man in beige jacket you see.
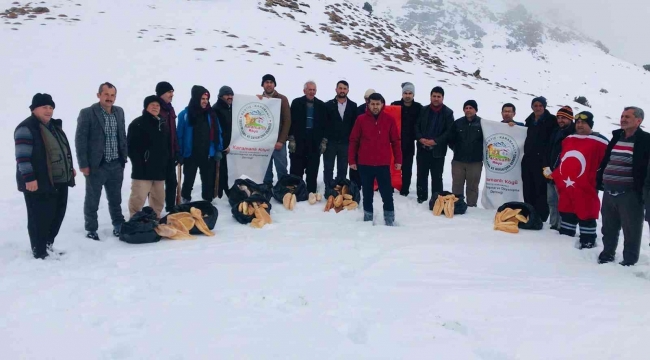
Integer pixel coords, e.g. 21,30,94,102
260,74,291,185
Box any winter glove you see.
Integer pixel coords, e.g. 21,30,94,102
542,167,553,180
320,138,328,155
288,136,296,154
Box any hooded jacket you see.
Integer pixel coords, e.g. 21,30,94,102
177,86,223,158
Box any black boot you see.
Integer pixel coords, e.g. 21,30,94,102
597,252,614,264
86,231,100,241
363,211,373,222
384,211,395,226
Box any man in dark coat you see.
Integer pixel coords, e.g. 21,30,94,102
414,86,454,203
545,106,575,230
75,82,128,240
597,106,650,266
449,100,483,207
391,82,423,197
522,96,559,223
323,80,358,189
289,81,327,193
156,81,180,212
213,85,233,199
127,96,170,218
15,93,76,259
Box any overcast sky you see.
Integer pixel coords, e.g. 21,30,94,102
519,0,650,65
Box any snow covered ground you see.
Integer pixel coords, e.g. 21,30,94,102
1,0,650,358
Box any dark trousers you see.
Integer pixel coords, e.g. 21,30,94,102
84,160,125,232
416,150,445,201
401,141,415,195
522,157,549,222
323,142,349,189
165,161,178,211
559,212,597,245
290,135,321,193
181,155,216,201
217,154,229,199
601,191,644,264
24,185,68,257
358,165,394,213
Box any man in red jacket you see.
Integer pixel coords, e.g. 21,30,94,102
349,93,402,226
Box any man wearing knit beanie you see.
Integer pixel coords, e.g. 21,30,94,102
16,93,76,258
260,74,291,185
545,105,575,230
521,95,559,224
391,82,422,196
126,95,169,218
449,100,483,207
155,81,180,211
213,85,234,198
551,110,609,249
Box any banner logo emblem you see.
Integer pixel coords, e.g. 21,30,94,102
237,102,274,142
485,134,519,174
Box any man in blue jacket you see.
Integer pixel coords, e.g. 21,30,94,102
177,86,223,203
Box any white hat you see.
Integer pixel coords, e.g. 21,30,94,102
364,89,376,98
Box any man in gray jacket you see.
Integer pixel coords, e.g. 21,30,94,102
75,82,128,240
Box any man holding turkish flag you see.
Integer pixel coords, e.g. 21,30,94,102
551,111,608,249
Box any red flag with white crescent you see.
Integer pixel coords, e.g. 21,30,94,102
552,134,608,219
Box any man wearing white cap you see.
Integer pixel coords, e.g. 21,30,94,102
357,88,375,117
391,82,422,196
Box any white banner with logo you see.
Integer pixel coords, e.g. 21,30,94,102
227,94,281,186
480,120,527,209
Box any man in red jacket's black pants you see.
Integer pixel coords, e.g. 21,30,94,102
349,93,402,226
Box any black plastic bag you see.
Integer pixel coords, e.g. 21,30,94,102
160,200,218,235
429,191,468,215
272,174,308,203
324,178,361,204
119,207,161,244
228,179,272,207
496,201,543,230
231,194,273,224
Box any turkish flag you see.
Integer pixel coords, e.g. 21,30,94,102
551,134,608,220
373,105,403,192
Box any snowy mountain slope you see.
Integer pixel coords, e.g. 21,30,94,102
1,0,650,358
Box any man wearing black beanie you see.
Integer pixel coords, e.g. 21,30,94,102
156,81,181,211
448,100,483,207
15,93,76,258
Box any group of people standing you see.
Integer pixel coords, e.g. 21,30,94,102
13,75,650,266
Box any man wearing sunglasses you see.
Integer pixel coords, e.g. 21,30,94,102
551,112,607,249
597,107,650,266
